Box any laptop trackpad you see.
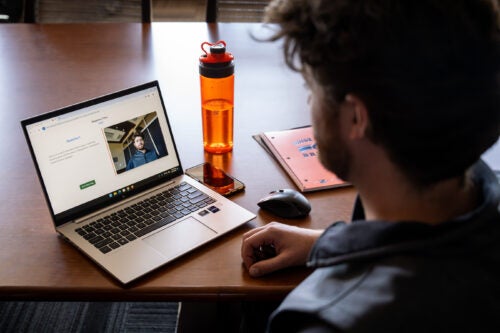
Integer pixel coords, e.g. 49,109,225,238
143,217,217,258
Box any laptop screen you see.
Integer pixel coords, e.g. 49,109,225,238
22,81,183,226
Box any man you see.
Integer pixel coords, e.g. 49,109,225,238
241,0,500,331
126,132,157,170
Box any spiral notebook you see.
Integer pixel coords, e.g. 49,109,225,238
256,126,349,192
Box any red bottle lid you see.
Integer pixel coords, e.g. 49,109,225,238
199,40,234,78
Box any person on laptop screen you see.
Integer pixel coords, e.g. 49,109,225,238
241,0,500,331
126,132,158,170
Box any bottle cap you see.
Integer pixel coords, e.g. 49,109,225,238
199,40,234,78
209,43,226,54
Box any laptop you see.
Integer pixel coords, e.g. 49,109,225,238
21,81,255,284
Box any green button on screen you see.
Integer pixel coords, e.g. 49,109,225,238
80,180,96,190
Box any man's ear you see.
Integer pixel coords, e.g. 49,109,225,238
345,94,370,139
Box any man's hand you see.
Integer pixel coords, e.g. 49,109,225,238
241,222,323,277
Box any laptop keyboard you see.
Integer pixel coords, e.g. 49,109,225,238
74,182,216,254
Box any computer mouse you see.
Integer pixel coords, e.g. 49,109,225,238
257,189,311,219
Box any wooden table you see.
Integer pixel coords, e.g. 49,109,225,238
0,22,356,301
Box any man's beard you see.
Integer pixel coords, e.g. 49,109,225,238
316,132,351,181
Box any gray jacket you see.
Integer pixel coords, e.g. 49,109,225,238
268,161,500,332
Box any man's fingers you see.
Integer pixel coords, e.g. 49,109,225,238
241,223,280,268
242,221,280,241
248,255,287,277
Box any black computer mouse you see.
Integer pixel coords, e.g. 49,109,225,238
257,189,311,219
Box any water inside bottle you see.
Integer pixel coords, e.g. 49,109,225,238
202,99,234,153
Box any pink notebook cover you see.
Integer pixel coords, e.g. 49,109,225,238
259,126,349,192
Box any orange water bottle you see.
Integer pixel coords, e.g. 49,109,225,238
199,40,234,153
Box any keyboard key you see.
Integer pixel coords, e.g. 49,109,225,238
135,216,175,237
95,229,106,235
120,230,131,236
188,190,203,199
109,242,120,249
83,232,96,240
84,226,96,233
193,197,209,205
99,246,112,254
95,238,113,249
117,238,129,246
88,235,104,244
126,234,137,241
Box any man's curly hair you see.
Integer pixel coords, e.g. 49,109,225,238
265,0,500,186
